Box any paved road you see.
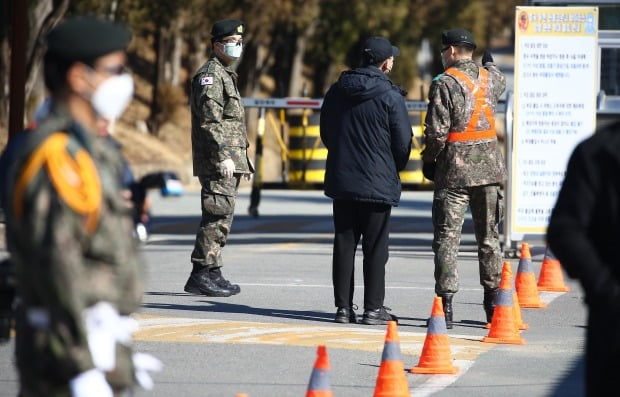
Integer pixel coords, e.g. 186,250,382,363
0,188,586,397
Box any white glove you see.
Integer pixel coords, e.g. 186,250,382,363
83,302,121,371
83,302,139,372
133,352,163,390
70,369,113,397
218,159,235,179
117,315,138,344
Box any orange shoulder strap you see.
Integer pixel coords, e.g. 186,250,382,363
13,132,101,233
444,67,496,142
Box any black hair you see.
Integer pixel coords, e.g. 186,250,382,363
43,52,73,93
43,53,98,93
454,44,475,54
361,55,388,68
364,60,382,68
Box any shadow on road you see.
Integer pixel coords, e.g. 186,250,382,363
142,294,430,327
546,354,584,397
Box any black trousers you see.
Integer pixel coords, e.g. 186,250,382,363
331,199,391,311
585,303,620,396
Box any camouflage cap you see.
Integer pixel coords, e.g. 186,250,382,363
442,28,476,49
46,15,132,62
211,19,245,40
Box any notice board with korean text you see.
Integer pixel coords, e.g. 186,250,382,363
510,6,598,240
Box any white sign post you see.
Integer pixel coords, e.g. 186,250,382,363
508,6,598,247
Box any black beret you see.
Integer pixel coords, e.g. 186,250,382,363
46,15,132,62
442,28,476,49
362,36,400,65
211,19,245,40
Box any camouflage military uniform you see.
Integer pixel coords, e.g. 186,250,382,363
4,105,144,396
189,55,253,268
422,59,506,295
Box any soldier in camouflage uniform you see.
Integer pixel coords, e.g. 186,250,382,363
422,28,507,329
3,16,159,396
185,19,254,297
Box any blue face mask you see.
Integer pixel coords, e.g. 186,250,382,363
222,42,243,59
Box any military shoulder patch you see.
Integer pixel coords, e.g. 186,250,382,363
200,76,214,86
13,132,101,232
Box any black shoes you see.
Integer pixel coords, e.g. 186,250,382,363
483,289,498,323
335,306,358,324
362,306,398,325
440,293,454,329
210,267,240,295
184,270,233,297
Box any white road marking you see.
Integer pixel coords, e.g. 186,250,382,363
411,360,475,397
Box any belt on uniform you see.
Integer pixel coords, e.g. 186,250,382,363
447,129,496,142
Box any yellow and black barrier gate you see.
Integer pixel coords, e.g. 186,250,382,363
287,111,325,186
242,97,432,217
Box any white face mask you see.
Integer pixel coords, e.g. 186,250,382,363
91,73,134,120
222,42,243,59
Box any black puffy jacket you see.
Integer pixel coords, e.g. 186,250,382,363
320,66,412,206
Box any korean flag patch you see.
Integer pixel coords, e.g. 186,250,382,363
200,76,213,86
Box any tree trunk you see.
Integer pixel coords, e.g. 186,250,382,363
0,1,10,135
148,26,165,136
8,0,29,138
287,20,317,98
25,0,68,117
188,36,207,77
168,15,183,86
271,23,295,99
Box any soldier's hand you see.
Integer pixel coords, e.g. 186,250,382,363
482,50,494,65
218,159,235,179
243,173,252,181
422,161,436,181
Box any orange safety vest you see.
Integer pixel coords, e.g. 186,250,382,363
444,67,496,143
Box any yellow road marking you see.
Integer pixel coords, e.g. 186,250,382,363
133,314,492,360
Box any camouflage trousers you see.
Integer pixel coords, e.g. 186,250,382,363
191,175,240,269
432,184,503,294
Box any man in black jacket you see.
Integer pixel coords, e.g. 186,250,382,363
320,36,412,325
547,121,620,397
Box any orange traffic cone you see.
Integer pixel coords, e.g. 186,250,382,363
512,292,529,330
515,243,547,308
306,345,333,397
485,262,528,330
373,321,410,397
483,263,525,344
411,297,458,374
537,247,570,292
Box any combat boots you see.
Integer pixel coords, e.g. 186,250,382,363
209,267,240,295
184,268,233,297
440,293,454,329
483,288,498,323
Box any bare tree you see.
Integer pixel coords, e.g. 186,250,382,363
0,1,11,135
25,0,69,112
